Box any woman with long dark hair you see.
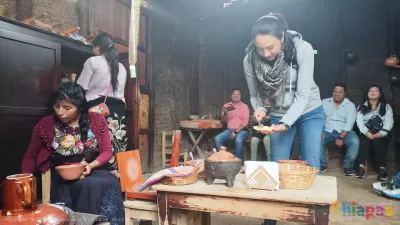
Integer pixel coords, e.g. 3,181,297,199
356,85,393,180
22,82,124,224
77,32,128,173
244,13,324,168
244,13,324,225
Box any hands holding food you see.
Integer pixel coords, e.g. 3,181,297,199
253,124,287,134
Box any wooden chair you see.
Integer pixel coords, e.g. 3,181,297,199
41,170,51,204
116,150,158,225
161,130,188,167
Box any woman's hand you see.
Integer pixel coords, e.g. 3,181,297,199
110,170,120,178
81,161,92,176
253,110,267,122
260,124,286,135
366,132,375,140
373,132,382,139
230,132,236,140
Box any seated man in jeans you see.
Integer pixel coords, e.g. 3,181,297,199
215,89,249,159
320,83,359,176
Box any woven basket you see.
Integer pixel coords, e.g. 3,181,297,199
278,163,318,190
161,172,199,186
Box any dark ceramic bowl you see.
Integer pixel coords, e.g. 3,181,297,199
204,159,242,187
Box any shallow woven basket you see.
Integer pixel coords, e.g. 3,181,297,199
279,163,319,190
161,172,199,186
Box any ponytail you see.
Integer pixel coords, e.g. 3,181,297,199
92,33,120,93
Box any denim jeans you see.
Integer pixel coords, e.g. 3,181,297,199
269,106,325,169
320,130,359,169
215,129,248,159
264,106,325,225
394,172,400,186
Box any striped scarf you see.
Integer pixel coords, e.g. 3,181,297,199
245,41,290,108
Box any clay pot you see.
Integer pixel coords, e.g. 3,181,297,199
1,174,37,216
55,164,86,180
205,147,242,187
207,146,239,161
385,55,399,66
0,204,70,225
0,174,69,225
204,159,242,187
277,160,308,166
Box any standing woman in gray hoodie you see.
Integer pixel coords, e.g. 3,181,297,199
244,13,324,171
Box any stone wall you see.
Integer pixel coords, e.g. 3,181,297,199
151,11,199,170
0,0,78,31
0,0,16,18
33,0,78,31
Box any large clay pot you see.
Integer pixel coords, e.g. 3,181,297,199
385,55,399,66
0,174,69,225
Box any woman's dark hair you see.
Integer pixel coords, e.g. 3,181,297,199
358,84,387,116
251,13,297,65
92,32,120,93
52,82,90,142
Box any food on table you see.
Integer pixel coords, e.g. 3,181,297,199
207,146,240,161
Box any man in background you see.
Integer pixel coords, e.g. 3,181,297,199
215,89,249,159
320,83,359,176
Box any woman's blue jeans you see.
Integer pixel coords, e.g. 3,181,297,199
264,106,325,225
269,106,325,169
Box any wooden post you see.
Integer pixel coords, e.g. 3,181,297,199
16,0,33,21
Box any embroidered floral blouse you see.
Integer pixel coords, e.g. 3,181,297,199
50,122,99,167
22,112,112,174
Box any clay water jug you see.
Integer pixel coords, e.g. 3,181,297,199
1,173,37,215
0,173,69,225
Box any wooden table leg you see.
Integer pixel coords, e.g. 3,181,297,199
311,205,329,225
157,192,172,225
190,211,210,225
188,130,205,157
174,209,188,225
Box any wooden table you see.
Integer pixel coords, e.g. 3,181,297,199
152,173,337,225
179,127,222,158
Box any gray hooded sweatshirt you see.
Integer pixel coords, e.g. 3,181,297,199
243,30,321,126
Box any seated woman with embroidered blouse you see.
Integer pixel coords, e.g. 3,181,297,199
21,82,124,225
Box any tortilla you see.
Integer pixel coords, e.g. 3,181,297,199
253,126,273,132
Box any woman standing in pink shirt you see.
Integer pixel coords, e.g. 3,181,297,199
77,33,127,173
215,89,250,159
